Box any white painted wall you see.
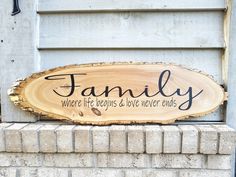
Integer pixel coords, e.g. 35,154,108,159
39,12,224,48
0,0,38,122
1,0,230,122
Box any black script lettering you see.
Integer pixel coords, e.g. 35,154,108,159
84,97,94,108
97,86,141,98
81,87,96,97
178,88,203,110
158,70,203,110
161,97,177,107
95,98,117,111
126,98,139,107
61,98,82,107
45,70,203,110
141,99,160,107
45,73,86,97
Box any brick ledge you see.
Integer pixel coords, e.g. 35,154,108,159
0,123,235,154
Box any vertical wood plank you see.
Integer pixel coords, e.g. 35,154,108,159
226,0,236,130
225,0,236,176
0,0,37,122
222,0,232,89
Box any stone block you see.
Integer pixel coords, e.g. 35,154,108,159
145,125,163,154
162,126,181,153
21,124,42,152
39,125,58,153
74,126,92,152
109,125,127,153
5,123,28,152
127,126,144,153
56,125,75,153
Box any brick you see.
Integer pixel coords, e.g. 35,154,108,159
125,170,178,177
0,168,18,177
124,170,142,177
96,153,151,168
0,123,12,152
0,153,41,167
72,169,123,177
145,125,163,154
179,170,231,177
108,153,133,168
106,153,150,168
213,125,236,154
54,169,70,177
19,168,38,177
9,153,42,167
152,154,206,168
38,168,55,177
56,125,75,153
38,168,69,177
5,123,28,152
6,168,17,177
142,170,178,177
92,126,109,152
109,125,127,153
127,126,144,153
196,125,218,154
39,125,58,153
0,153,11,166
96,153,108,167
0,168,7,177
179,125,199,154
207,155,231,170
132,154,150,168
74,126,92,152
162,126,181,153
43,153,94,167
21,124,42,153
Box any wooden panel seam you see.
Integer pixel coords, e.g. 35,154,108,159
37,0,226,12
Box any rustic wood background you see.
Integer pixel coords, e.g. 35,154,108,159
8,63,226,125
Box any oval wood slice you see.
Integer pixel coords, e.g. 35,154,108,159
8,62,226,125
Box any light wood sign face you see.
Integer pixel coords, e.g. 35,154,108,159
8,63,226,125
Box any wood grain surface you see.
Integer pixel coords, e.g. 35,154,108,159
8,62,226,125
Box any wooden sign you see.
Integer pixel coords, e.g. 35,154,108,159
8,62,226,125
